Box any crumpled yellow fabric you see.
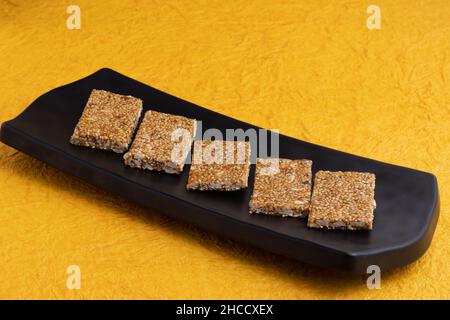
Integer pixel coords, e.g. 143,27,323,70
0,0,449,299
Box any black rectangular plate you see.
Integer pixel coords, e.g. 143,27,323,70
0,68,439,273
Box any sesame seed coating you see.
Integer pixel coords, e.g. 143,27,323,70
187,140,251,191
70,89,143,153
307,171,376,230
249,158,312,218
123,110,196,174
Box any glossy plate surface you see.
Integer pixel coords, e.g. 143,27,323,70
0,69,439,273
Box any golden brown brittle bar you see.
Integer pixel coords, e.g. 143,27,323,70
70,89,143,153
187,140,251,191
307,171,376,230
123,110,196,174
249,158,312,218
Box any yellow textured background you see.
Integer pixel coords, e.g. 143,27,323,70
0,0,449,299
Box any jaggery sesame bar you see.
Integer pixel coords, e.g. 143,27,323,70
249,158,312,218
70,89,143,153
307,171,376,230
186,140,251,191
123,110,196,174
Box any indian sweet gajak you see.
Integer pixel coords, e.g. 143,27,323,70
249,158,312,218
186,140,251,191
307,171,376,230
123,110,196,174
70,89,143,153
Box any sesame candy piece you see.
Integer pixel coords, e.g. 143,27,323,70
123,110,196,174
307,171,376,230
187,140,251,191
249,158,312,218
70,89,143,153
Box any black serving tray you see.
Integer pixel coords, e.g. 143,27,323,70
0,68,439,273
